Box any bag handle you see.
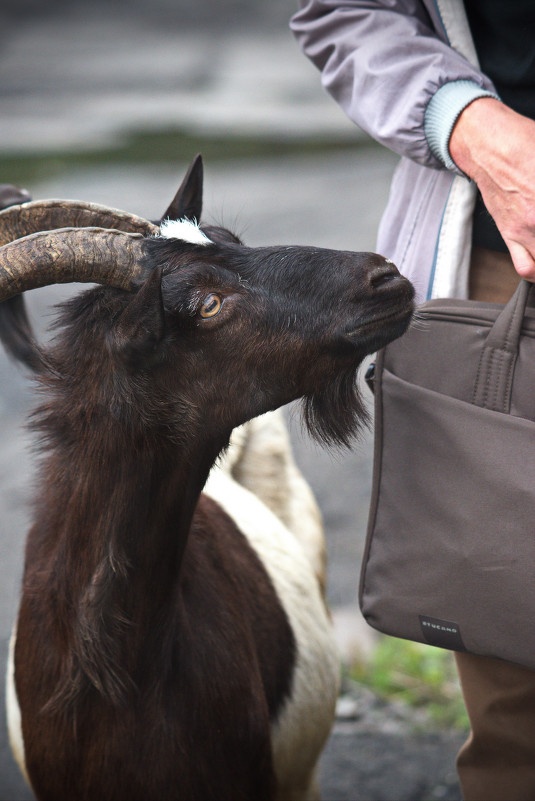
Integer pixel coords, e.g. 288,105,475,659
472,280,531,413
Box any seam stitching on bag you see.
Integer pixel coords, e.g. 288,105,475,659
483,348,495,409
503,351,516,414
499,287,524,413
472,347,486,406
492,348,503,412
359,356,386,610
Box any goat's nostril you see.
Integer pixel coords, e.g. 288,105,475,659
369,261,400,289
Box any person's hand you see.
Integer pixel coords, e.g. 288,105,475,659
449,98,535,280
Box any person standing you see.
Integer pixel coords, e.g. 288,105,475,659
291,2,535,799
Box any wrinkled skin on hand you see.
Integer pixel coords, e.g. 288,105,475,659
450,97,535,280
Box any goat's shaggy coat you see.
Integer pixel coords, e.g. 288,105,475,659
0,159,414,801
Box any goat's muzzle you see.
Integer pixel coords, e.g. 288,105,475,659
343,257,415,349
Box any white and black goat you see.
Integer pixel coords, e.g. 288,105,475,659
0,157,414,801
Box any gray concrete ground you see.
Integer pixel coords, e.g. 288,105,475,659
0,4,465,799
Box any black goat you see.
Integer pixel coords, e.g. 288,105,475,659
0,157,414,801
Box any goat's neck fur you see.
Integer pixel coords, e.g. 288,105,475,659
41,427,226,707
31,317,231,706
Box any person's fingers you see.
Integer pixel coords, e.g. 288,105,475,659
505,239,535,281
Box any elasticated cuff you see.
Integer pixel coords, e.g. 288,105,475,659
424,80,499,172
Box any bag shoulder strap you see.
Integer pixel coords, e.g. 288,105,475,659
472,280,531,413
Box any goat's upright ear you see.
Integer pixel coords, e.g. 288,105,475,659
112,266,166,368
160,154,203,224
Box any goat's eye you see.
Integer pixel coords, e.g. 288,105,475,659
199,294,222,319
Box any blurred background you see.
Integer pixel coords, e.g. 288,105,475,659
0,1,465,799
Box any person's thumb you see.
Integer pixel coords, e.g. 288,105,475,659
505,239,535,281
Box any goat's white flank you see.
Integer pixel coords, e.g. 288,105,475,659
159,218,212,245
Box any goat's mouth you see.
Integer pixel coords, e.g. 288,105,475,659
344,303,414,345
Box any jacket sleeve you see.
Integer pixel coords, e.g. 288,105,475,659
290,0,497,170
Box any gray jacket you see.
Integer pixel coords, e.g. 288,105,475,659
291,0,498,302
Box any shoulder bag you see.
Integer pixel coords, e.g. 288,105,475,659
359,280,535,669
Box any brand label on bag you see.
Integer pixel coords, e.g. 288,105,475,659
419,615,466,652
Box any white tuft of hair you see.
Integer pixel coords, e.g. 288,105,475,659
159,218,212,246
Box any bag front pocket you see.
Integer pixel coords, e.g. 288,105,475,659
360,368,535,669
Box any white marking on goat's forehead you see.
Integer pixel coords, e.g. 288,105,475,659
159,218,212,245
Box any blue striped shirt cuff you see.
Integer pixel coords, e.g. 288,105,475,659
425,80,499,172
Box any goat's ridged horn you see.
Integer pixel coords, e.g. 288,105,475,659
0,200,158,246
0,228,152,301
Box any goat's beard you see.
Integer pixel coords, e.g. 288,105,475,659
302,368,369,449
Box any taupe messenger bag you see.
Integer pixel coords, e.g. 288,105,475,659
360,280,535,669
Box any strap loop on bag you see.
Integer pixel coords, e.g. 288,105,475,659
472,280,531,413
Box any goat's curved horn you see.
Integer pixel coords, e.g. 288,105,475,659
0,227,152,301
0,200,158,246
